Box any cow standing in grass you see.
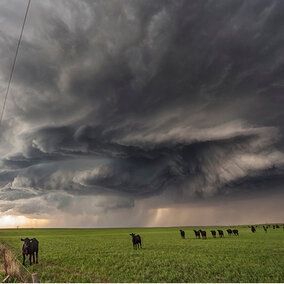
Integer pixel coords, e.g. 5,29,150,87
227,229,233,236
251,226,256,233
217,230,224,238
233,229,238,236
130,233,142,249
21,238,39,266
263,226,267,232
193,230,201,239
199,230,207,239
179,230,185,239
211,230,216,238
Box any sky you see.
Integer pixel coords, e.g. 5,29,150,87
0,0,283,228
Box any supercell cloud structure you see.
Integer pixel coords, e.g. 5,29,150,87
0,0,283,226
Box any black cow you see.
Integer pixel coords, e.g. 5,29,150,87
251,225,256,233
211,230,216,238
21,238,39,266
193,229,201,239
276,225,279,229
273,225,275,229
263,226,267,232
233,229,238,236
179,230,185,239
217,230,224,238
227,229,233,236
199,230,207,239
130,233,142,249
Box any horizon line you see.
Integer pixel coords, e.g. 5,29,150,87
0,221,283,230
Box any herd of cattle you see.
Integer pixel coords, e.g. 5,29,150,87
20,225,283,262
130,224,283,249
250,224,282,233
179,228,238,240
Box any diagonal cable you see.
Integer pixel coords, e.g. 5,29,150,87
0,0,31,125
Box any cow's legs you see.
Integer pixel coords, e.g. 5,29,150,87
29,254,32,265
32,252,35,264
36,251,38,264
22,254,25,266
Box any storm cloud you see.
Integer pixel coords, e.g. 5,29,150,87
0,0,283,226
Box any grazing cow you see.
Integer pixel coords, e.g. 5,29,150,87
251,225,256,233
232,229,238,236
21,238,39,266
217,230,224,238
179,230,185,239
273,225,275,229
130,233,142,249
263,226,267,233
193,229,201,239
199,230,207,239
211,230,216,238
276,225,279,229
226,229,233,236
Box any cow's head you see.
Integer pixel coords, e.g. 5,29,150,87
21,238,31,254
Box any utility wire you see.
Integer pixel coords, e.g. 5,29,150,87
0,0,31,125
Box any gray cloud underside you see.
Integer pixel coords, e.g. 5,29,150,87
0,0,283,219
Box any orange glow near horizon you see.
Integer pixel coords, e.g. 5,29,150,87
0,215,49,228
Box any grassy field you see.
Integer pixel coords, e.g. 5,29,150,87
0,226,283,282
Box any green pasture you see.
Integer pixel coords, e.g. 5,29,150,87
0,226,283,282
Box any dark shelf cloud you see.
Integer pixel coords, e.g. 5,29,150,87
0,0,283,226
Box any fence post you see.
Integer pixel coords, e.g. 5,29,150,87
32,273,39,283
2,275,10,283
2,247,8,276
